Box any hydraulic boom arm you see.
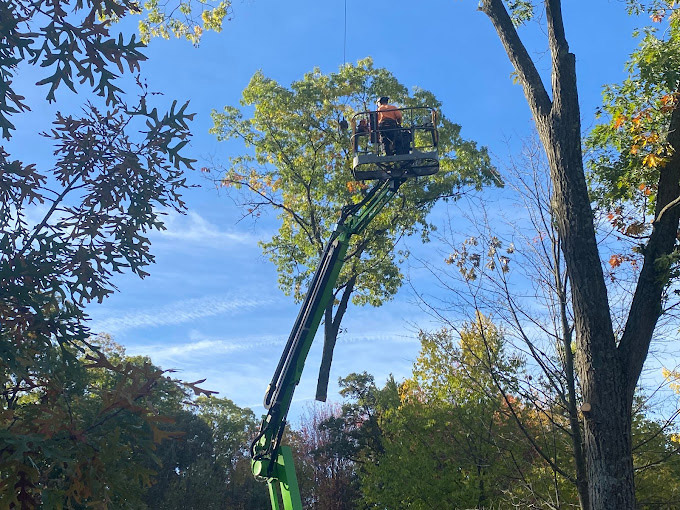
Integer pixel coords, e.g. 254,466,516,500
250,178,404,510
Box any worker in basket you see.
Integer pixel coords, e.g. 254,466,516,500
377,96,403,156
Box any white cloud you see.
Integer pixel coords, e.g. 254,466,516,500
131,332,285,360
89,294,272,334
154,210,262,247
128,329,418,363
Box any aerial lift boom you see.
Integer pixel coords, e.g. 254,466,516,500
250,179,404,510
250,105,439,510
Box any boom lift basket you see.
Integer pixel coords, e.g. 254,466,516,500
351,106,439,181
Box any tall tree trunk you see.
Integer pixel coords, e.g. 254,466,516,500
478,0,639,507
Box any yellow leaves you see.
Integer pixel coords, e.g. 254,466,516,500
643,152,666,168
662,367,680,443
663,367,680,393
645,132,660,144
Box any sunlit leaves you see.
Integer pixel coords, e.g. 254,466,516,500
504,0,535,26
587,1,680,245
210,58,497,307
359,320,530,509
138,0,231,45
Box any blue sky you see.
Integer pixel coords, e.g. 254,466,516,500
10,1,651,421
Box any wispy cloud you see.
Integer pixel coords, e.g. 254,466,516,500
89,295,273,335
132,333,285,360
154,210,262,247
129,329,419,362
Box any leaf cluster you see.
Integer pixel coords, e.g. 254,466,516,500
210,58,497,307
138,0,232,45
1,0,208,505
0,0,148,138
0,335,216,509
587,3,680,228
504,0,535,26
0,0,231,140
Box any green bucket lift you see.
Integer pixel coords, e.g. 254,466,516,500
250,105,440,510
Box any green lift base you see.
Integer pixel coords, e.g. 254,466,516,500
267,446,302,510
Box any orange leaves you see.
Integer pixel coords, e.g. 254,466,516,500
606,205,650,240
652,11,665,22
609,253,638,270
613,115,626,129
660,93,679,113
615,105,673,167
346,180,368,193
661,93,677,106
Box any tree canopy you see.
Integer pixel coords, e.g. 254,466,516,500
0,0,227,505
210,57,498,398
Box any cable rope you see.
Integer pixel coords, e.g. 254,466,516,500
343,0,347,66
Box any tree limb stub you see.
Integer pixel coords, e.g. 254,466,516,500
315,276,356,402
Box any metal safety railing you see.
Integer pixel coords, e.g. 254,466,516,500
351,106,438,157
350,106,439,181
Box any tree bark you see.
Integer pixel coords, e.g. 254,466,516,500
315,276,357,401
477,0,663,507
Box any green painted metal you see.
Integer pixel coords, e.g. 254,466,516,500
267,446,302,510
250,178,404,510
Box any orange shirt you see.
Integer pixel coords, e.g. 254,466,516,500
377,104,402,124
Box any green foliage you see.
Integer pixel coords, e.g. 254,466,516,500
290,404,360,510
195,395,257,471
0,0,214,506
194,396,270,510
283,328,680,509
587,2,680,230
0,0,230,140
0,86,201,503
0,0,146,138
359,319,531,509
143,410,225,510
138,0,232,45
0,336,211,509
632,404,680,510
210,58,497,309
505,0,535,26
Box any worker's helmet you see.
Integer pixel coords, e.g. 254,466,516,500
378,96,389,104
